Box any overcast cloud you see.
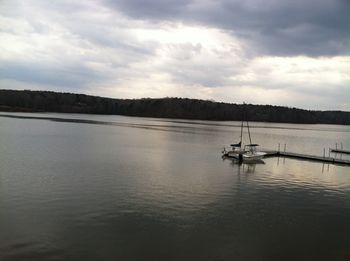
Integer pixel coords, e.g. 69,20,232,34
0,0,349,110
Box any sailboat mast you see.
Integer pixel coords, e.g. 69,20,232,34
246,119,252,145
240,119,243,148
244,102,252,145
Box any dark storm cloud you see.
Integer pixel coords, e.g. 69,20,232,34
104,0,350,56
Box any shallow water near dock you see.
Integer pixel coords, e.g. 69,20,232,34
0,113,350,260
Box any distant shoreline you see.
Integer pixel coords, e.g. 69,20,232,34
1,89,350,125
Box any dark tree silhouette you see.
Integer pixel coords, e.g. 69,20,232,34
0,89,349,125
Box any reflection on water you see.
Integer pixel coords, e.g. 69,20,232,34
0,113,350,260
222,157,265,174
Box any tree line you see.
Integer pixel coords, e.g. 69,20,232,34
0,89,349,125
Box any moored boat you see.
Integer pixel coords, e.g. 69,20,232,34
222,105,266,162
242,144,266,161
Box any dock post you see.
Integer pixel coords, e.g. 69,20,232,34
328,148,330,158
323,148,325,158
336,143,338,150
341,143,343,150
278,143,280,152
284,144,286,152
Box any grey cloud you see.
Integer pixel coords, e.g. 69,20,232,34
70,26,157,57
1,0,349,110
105,0,190,20
103,0,350,56
0,61,105,88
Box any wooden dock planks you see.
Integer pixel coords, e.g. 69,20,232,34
261,150,350,166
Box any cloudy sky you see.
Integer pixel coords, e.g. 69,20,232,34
0,0,349,110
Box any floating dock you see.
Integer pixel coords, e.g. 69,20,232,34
330,149,350,155
263,150,350,166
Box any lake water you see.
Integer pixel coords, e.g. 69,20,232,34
0,113,350,261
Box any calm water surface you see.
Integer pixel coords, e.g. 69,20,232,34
0,113,350,261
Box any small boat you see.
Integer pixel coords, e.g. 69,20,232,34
242,144,266,161
222,106,266,161
222,141,245,159
222,114,246,159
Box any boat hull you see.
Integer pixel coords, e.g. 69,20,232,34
242,151,266,161
223,149,246,159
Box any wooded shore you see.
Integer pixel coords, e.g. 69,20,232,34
1,89,349,125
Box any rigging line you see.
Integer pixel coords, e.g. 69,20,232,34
243,102,252,145
240,117,243,148
247,119,252,145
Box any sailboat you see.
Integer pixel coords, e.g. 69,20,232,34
222,107,266,161
242,144,266,161
222,119,245,159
